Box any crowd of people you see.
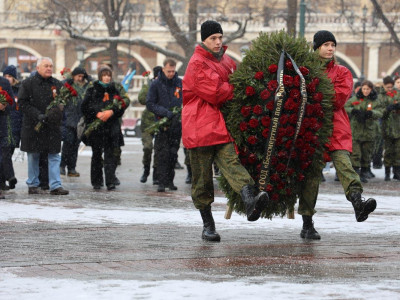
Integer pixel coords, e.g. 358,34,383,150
0,22,398,242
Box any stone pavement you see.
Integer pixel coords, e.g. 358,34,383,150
0,138,399,297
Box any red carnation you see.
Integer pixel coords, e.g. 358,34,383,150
289,114,297,124
283,75,293,87
289,89,301,100
248,153,257,164
298,173,305,181
285,126,295,137
293,75,301,87
266,184,274,192
276,137,283,146
247,135,258,145
271,173,281,182
266,101,275,111
306,83,316,93
285,140,293,150
277,150,288,159
300,161,311,170
260,89,271,100
241,106,252,117
248,118,259,128
261,116,271,127
312,77,320,86
239,121,248,131
306,104,314,116
299,66,309,76
267,80,278,91
312,92,323,103
276,163,287,172
284,98,297,111
280,114,289,125
254,71,264,80
285,59,293,70
287,168,295,176
246,86,256,96
277,182,286,190
268,64,278,73
253,105,263,115
262,128,269,138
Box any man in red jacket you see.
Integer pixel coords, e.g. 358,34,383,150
298,31,377,240
182,20,268,242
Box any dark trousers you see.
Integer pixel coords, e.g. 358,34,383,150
0,139,15,182
154,128,181,186
90,140,118,187
61,126,80,171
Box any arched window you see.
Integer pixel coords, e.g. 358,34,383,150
0,48,37,75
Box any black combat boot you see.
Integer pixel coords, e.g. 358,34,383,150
185,166,192,184
357,167,368,183
199,206,221,242
366,167,375,179
393,166,400,180
140,166,150,183
153,168,159,185
384,167,391,182
349,192,377,222
240,185,269,222
300,215,321,240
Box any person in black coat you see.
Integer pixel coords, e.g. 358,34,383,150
81,65,127,190
18,57,69,195
146,58,182,192
0,75,14,198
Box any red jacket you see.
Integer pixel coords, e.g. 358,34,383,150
182,45,236,148
325,61,354,152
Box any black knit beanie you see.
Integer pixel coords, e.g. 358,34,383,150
201,20,223,41
72,67,86,76
313,30,337,51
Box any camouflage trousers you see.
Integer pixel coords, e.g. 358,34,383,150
351,140,375,168
189,143,254,210
298,150,363,216
383,137,400,167
141,131,155,168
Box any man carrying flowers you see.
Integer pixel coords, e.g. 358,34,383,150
182,20,268,242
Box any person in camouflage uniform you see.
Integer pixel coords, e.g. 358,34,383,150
345,80,383,183
378,76,400,180
138,66,161,184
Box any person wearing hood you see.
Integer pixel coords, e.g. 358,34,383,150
146,58,182,193
345,80,383,182
181,20,269,242
60,66,89,177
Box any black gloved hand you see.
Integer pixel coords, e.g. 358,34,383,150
38,114,48,124
351,109,361,116
47,107,63,125
356,110,366,123
387,104,396,111
365,110,373,119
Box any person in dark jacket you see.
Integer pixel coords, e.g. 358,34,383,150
81,65,127,190
146,59,182,192
1,65,19,190
60,67,89,177
18,57,69,195
0,75,14,198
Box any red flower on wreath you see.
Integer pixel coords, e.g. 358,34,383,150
299,66,309,76
293,75,301,87
260,89,271,100
239,121,248,131
266,101,275,111
284,98,297,111
246,86,256,96
247,135,258,145
262,128,269,138
312,92,323,103
283,75,293,87
312,77,320,86
276,163,287,172
267,80,278,91
306,83,316,93
253,105,263,115
289,89,301,100
254,71,264,80
261,116,271,127
280,114,289,125
241,105,252,117
248,118,259,128
268,64,278,73
285,59,293,70
248,153,257,164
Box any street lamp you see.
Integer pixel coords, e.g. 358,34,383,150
75,44,86,67
360,5,368,82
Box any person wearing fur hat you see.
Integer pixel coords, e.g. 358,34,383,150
182,20,269,242
59,66,90,178
81,65,128,190
297,31,377,240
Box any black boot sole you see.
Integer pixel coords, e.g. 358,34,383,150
356,199,377,222
202,231,221,242
247,192,269,222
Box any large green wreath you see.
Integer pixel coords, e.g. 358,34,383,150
219,31,335,219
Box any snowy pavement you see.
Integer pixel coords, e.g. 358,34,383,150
0,138,399,300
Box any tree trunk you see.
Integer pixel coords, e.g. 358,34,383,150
287,0,298,37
